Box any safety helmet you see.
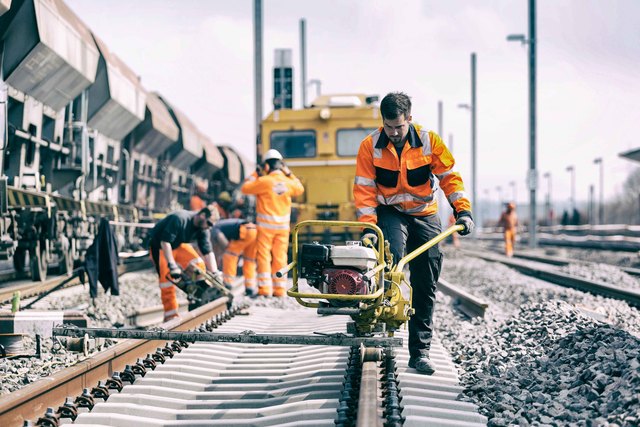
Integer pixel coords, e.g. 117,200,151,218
263,149,283,161
218,191,232,203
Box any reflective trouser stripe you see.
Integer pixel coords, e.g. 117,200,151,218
154,243,204,315
256,226,289,297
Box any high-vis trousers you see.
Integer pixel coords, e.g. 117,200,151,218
256,226,289,297
222,224,258,292
151,243,205,321
504,229,516,257
377,205,443,359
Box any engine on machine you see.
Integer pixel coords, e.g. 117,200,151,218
298,241,377,308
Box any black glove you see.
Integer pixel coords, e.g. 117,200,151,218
361,229,378,246
455,212,475,236
255,165,263,176
168,262,182,280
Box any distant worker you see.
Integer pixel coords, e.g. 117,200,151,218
497,202,518,257
190,183,207,211
147,206,220,321
211,218,258,297
241,149,304,297
215,191,233,219
354,92,473,375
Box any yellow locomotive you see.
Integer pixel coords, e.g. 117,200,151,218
260,94,380,239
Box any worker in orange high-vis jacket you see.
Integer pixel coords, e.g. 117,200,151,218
497,202,518,257
241,149,304,297
210,218,258,297
354,92,474,375
147,206,221,321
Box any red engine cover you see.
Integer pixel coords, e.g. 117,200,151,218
324,268,368,295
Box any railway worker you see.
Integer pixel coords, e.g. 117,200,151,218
353,92,474,375
210,218,258,297
497,202,518,257
190,183,207,211
241,149,305,297
147,206,220,321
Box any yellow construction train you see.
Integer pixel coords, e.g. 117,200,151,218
260,94,380,240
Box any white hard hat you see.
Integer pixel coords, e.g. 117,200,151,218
263,149,283,161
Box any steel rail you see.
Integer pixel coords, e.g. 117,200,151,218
437,278,490,318
513,251,640,277
461,249,640,307
0,297,230,427
0,257,152,305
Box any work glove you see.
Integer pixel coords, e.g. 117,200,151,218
455,213,475,236
168,262,182,280
255,165,263,176
281,164,292,177
361,229,378,246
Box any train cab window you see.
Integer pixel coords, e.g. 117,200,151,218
270,130,316,158
336,128,378,157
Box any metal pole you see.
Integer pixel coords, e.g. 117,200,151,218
253,0,263,164
300,19,307,109
599,159,604,224
589,185,595,225
471,53,477,221
527,0,537,248
448,133,454,154
438,100,443,137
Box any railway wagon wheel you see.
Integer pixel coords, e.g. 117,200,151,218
30,240,47,282
58,236,75,275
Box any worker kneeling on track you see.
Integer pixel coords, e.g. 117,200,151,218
354,92,474,375
211,218,258,297
147,206,221,321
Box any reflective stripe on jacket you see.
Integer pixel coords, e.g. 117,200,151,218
354,123,471,224
240,170,305,229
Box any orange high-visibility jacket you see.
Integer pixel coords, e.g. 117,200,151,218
354,123,471,224
241,170,305,229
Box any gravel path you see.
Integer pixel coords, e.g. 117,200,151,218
436,248,640,426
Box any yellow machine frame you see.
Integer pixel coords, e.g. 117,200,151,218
279,220,464,336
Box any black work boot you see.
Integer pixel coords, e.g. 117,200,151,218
408,356,436,375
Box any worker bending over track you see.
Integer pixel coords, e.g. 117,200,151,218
147,206,220,321
211,218,258,297
241,149,304,297
354,92,474,375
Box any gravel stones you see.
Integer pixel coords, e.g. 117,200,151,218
437,248,640,426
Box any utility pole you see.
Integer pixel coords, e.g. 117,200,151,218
253,0,263,164
471,53,477,219
594,157,604,224
507,0,537,248
438,100,443,137
300,18,307,109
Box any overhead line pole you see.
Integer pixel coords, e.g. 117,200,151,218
527,0,538,248
253,0,263,164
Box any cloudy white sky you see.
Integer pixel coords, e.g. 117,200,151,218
65,0,640,212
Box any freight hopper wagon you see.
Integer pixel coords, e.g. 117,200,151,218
260,94,380,241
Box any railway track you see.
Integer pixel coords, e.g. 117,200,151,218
7,299,488,426
512,251,640,277
460,248,640,307
0,255,152,306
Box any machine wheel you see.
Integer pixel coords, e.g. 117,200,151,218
13,247,27,274
30,240,47,282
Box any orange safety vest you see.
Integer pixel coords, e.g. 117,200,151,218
240,170,305,229
354,123,471,224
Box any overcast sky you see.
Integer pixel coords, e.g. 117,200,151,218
65,0,640,211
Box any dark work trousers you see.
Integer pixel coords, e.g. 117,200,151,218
377,205,443,358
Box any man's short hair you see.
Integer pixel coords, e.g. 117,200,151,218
380,92,411,120
199,205,220,226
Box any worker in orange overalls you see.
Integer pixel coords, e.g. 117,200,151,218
354,92,473,375
241,149,304,297
147,206,220,321
497,202,518,257
190,182,207,211
211,218,258,297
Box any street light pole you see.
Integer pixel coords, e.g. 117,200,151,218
543,172,551,225
253,0,263,164
507,0,537,248
509,180,517,203
471,53,477,222
594,157,604,224
566,165,575,211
